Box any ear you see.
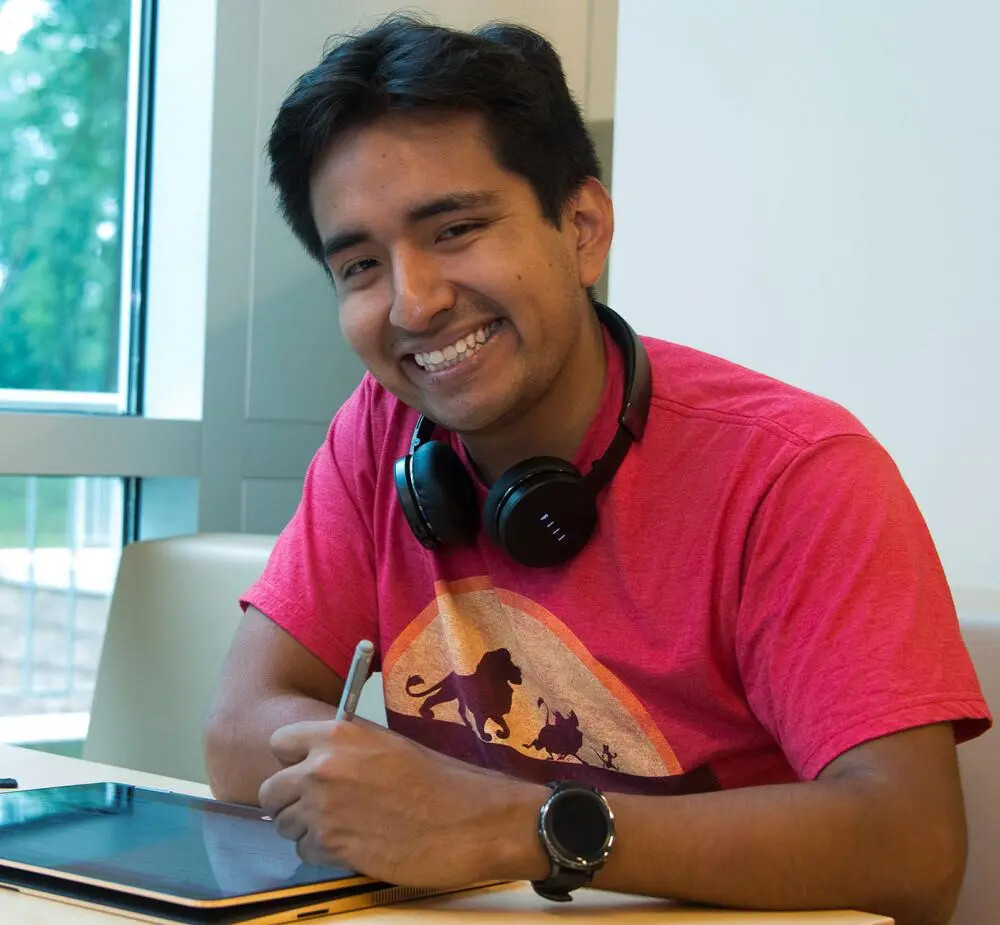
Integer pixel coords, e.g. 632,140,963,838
564,176,614,288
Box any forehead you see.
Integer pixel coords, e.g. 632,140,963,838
309,111,522,228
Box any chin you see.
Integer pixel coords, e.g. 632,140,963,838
422,398,513,437
427,410,498,436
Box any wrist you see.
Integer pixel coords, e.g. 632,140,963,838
481,779,550,882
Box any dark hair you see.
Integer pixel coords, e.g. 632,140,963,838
267,14,601,263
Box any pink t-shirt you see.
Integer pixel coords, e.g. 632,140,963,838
243,330,990,794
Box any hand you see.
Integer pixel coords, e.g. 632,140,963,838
257,719,549,887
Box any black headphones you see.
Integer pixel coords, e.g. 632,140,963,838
393,303,652,568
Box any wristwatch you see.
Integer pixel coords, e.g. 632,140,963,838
531,780,616,902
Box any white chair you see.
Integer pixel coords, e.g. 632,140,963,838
84,533,386,783
950,605,1000,925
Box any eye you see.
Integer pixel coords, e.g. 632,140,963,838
437,221,485,243
341,257,379,279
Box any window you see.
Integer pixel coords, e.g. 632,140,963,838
0,0,153,738
0,0,144,413
0,0,317,743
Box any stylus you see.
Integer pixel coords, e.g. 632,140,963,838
336,639,375,722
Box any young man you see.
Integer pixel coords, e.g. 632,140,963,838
205,17,990,924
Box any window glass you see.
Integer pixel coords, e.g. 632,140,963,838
0,0,133,398
0,476,122,718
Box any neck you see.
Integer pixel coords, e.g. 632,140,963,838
462,308,607,484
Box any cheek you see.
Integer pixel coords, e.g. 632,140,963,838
338,295,385,363
507,237,576,296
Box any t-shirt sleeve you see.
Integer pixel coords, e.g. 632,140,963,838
736,434,991,780
240,381,380,681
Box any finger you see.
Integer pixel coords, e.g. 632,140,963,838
269,720,336,766
295,829,340,869
258,765,303,817
271,802,307,842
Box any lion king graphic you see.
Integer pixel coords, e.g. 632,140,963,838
383,577,686,780
405,647,522,742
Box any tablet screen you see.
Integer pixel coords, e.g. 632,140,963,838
0,783,366,907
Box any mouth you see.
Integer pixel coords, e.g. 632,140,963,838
409,320,502,374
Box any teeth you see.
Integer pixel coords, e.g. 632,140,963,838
412,321,499,372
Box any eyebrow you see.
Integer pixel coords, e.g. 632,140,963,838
406,190,501,223
321,190,502,261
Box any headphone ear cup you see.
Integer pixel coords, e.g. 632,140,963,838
405,440,479,547
484,457,597,567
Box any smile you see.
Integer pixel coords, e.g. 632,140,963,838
411,321,501,373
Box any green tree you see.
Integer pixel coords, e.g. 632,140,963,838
0,0,132,393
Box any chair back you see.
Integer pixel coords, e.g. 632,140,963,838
951,603,1000,925
85,533,386,782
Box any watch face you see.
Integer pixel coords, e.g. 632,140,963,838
545,789,613,865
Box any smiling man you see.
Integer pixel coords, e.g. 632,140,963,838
205,16,990,925
310,110,609,478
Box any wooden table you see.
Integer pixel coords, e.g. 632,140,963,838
0,744,892,924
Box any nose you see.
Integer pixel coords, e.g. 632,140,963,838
388,245,455,332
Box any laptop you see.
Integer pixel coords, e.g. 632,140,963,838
0,782,490,923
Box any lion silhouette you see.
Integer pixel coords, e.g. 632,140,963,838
405,648,522,742
523,697,585,762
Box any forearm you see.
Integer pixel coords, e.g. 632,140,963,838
498,776,962,925
204,691,337,805
609,779,961,923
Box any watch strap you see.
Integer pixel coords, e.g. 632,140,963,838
531,867,593,903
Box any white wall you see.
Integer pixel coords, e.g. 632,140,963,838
610,1,999,595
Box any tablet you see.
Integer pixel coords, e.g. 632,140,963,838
0,782,474,923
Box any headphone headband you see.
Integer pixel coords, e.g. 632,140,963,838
580,302,651,493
